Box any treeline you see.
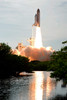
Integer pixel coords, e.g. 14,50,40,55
0,43,31,78
0,41,67,83
49,41,67,82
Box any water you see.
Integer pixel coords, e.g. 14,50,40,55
0,71,67,100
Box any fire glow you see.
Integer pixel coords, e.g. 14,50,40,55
34,27,43,48
13,9,54,61
13,26,54,61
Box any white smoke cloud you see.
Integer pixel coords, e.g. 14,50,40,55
19,46,54,61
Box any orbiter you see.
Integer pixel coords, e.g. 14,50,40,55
33,9,40,27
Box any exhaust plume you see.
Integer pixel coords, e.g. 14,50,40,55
34,27,43,48
19,46,54,61
13,9,54,61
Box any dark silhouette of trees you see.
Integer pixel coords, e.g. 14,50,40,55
49,94,67,100
0,43,30,78
0,43,11,57
50,41,67,83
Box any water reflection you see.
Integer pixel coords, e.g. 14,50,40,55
29,71,44,100
0,71,67,100
35,72,44,100
43,72,56,100
29,71,56,100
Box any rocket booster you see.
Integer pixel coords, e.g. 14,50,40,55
33,9,40,27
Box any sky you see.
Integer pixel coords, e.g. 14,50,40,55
0,0,67,50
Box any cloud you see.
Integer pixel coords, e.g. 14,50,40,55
19,46,54,61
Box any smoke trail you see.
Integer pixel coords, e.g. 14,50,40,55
13,26,54,61
19,46,54,61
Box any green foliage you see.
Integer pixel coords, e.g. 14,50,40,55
62,40,67,44
0,43,31,78
0,43,11,57
0,53,30,77
29,60,49,71
61,46,67,52
50,41,67,82
49,95,67,100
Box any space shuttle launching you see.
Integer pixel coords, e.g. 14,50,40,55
33,9,40,27
28,9,41,47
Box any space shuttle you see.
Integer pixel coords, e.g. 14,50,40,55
33,9,40,27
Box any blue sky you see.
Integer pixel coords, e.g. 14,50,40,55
0,0,67,50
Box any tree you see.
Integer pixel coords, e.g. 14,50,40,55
0,43,11,57
62,40,67,44
0,43,31,77
50,41,67,82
